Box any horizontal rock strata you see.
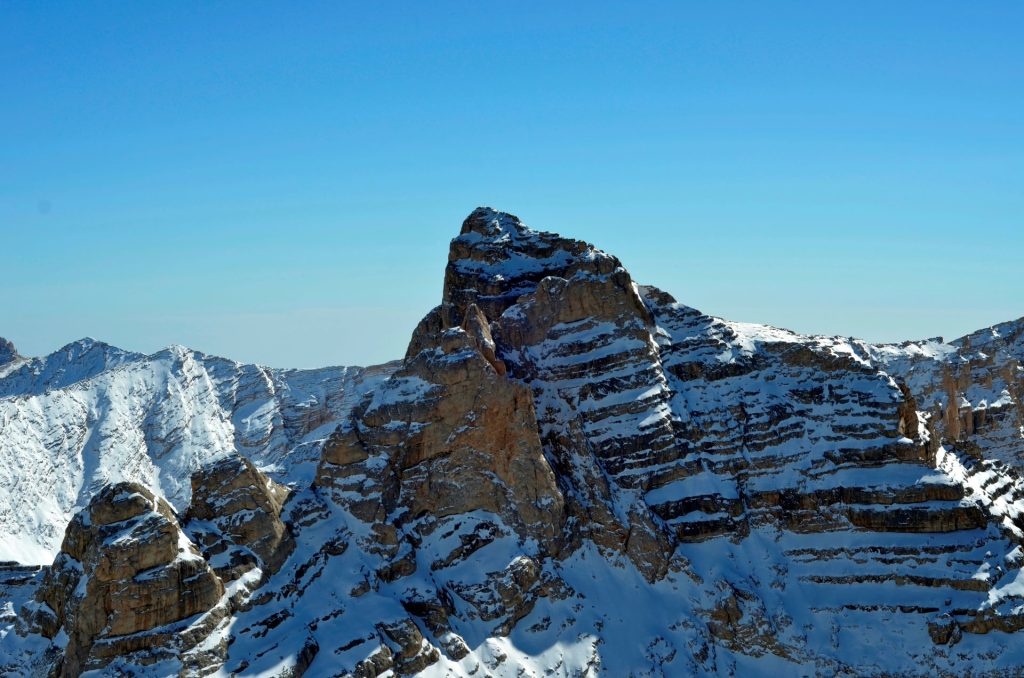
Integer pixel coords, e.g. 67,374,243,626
2,208,1024,676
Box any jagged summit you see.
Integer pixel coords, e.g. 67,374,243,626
458,205,522,235
444,207,624,321
0,337,17,365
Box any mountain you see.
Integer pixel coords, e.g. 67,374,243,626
1,207,1023,677
0,340,395,564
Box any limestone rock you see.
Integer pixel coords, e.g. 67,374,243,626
187,453,295,579
317,306,566,556
30,482,224,677
443,207,624,321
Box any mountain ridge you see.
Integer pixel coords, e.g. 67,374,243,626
1,207,1023,676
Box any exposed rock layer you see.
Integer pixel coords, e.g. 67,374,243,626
2,208,1024,676
188,454,296,580
30,483,224,677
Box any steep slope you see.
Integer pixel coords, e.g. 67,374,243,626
24,483,226,677
0,340,395,564
873,319,1024,468
198,209,1024,675
2,207,1024,677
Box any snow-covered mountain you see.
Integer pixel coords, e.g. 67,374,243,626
2,208,1023,677
0,339,395,564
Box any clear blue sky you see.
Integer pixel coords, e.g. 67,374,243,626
2,2,1021,368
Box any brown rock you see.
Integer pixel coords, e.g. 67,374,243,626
33,482,224,677
318,312,565,555
375,618,441,675
187,454,295,576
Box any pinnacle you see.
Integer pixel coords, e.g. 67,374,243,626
0,337,17,364
459,206,525,237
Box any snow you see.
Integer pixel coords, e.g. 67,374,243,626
645,471,740,504
366,374,438,412
807,464,955,490
0,342,395,563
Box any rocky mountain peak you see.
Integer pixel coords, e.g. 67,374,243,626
444,208,623,321
0,337,18,365
26,482,225,677
458,205,522,236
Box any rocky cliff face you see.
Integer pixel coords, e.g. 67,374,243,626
2,208,1024,676
26,483,225,677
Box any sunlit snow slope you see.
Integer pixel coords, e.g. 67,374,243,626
0,338,395,564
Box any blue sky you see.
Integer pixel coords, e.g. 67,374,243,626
2,2,1021,368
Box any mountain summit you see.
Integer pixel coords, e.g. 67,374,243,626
2,209,1023,676
0,337,18,366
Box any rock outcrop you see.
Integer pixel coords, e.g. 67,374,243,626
318,309,564,543
27,483,225,677
0,338,18,366
187,454,295,581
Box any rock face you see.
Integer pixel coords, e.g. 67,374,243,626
3,208,1024,676
28,483,225,677
318,304,564,544
187,454,296,580
0,337,18,366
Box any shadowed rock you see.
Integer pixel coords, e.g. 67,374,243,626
0,338,17,365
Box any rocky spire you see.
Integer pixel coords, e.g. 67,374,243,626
0,337,18,365
27,483,225,677
443,206,625,321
